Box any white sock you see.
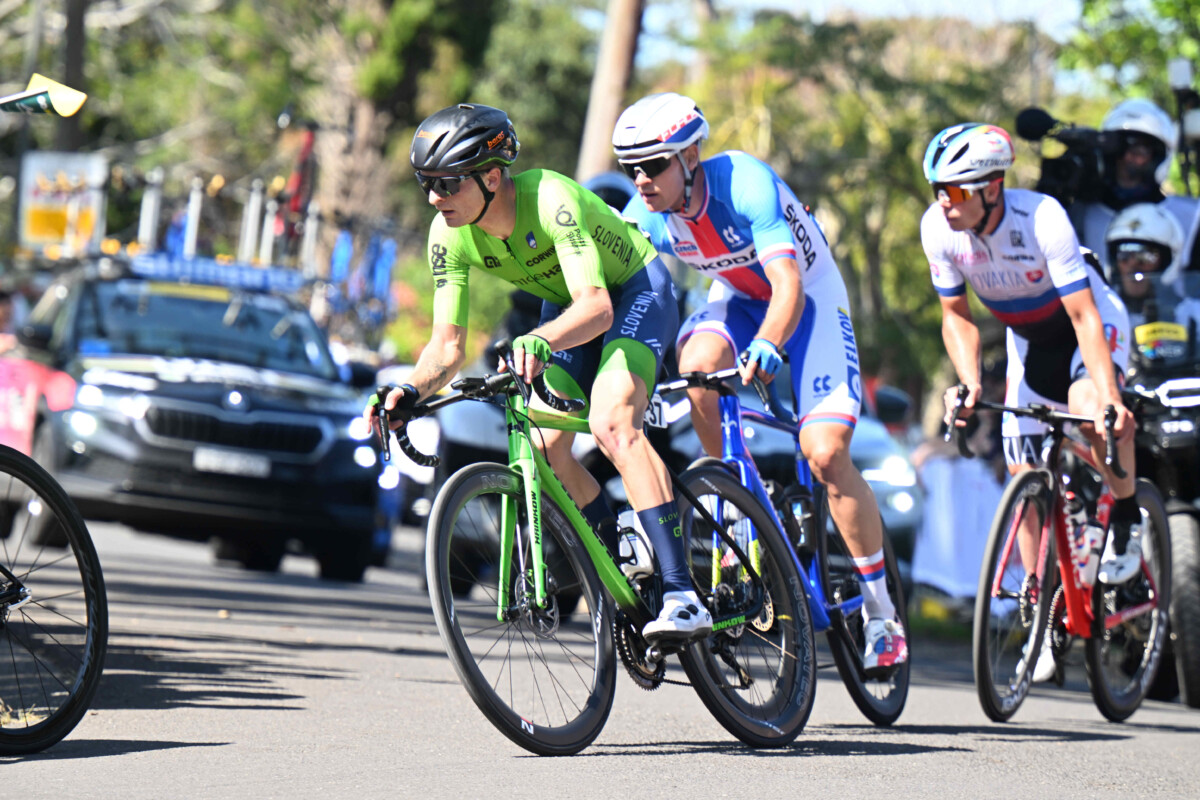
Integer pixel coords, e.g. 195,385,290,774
853,548,896,621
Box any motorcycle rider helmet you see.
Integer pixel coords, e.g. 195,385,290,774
1105,202,1185,285
1101,99,1176,186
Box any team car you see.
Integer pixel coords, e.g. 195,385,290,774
0,255,385,582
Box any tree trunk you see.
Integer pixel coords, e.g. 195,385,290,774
56,0,88,152
575,0,644,182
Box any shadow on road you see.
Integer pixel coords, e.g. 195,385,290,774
1,739,226,762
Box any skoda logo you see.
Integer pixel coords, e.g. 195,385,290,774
224,390,246,410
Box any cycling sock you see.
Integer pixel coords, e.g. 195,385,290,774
637,500,691,594
853,548,895,621
581,492,619,553
1111,494,1141,553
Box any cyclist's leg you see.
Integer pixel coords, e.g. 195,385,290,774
675,286,738,457
790,279,903,666
1003,330,1053,577
1064,283,1140,582
592,262,708,638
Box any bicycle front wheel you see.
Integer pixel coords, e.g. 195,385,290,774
1086,479,1171,722
677,464,817,748
818,510,910,726
973,469,1056,722
425,463,616,756
0,445,108,755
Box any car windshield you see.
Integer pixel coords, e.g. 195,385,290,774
73,280,339,380
1122,272,1200,370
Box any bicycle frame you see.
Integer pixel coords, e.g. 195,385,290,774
496,392,641,618
977,405,1160,639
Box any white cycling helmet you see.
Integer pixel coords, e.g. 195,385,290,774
1101,99,1176,185
923,123,1015,185
1105,202,1186,284
612,92,708,162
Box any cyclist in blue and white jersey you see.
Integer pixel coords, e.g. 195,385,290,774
613,92,907,673
921,123,1143,602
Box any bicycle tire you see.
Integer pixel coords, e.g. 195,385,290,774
972,469,1056,722
676,464,817,748
0,444,108,755
817,505,910,726
1165,512,1200,708
1086,479,1171,722
425,462,616,756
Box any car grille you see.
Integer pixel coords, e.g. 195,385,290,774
145,407,324,455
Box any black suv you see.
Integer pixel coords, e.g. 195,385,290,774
1,255,385,581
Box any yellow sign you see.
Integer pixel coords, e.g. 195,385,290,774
1135,322,1187,345
0,74,87,117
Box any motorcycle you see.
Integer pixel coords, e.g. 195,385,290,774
1123,271,1200,708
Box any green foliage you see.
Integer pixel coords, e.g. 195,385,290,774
1065,0,1200,102
648,11,1050,389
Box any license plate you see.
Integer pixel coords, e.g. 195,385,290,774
193,446,271,478
643,393,666,428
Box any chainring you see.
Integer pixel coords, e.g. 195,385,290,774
613,613,665,690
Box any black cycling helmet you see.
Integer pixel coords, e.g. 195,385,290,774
410,103,520,174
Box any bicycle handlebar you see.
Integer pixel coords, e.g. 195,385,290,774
943,383,1126,478
372,339,585,467
654,361,796,426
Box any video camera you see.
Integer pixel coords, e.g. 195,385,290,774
1015,107,1126,207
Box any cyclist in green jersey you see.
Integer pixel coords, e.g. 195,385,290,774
371,103,711,641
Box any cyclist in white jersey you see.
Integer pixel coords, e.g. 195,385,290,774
921,123,1143,613
613,92,906,673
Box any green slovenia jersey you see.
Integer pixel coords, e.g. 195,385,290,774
427,169,658,327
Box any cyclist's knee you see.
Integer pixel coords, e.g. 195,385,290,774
802,428,855,485
677,332,733,372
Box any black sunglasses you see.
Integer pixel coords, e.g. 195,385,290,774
618,155,674,181
415,171,481,198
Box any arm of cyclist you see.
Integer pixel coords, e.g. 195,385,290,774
510,285,613,383
1059,288,1134,441
366,322,468,431
939,293,983,424
740,257,804,385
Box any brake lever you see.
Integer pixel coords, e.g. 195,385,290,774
373,384,395,462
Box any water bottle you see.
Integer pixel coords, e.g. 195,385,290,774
616,506,654,579
1077,520,1103,587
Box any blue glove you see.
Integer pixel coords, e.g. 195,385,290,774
744,338,783,376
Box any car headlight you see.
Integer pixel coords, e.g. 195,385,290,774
75,384,149,420
68,411,99,436
889,491,916,514
353,445,378,468
861,455,917,487
76,384,105,408
346,415,374,441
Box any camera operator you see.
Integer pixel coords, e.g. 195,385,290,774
1068,99,1200,275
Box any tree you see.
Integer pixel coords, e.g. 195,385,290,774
1064,0,1200,105
634,9,1057,405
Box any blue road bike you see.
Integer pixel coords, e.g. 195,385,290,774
653,367,910,725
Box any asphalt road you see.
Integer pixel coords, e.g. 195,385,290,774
5,521,1199,799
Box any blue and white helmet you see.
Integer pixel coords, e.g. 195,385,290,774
612,92,708,163
923,123,1015,185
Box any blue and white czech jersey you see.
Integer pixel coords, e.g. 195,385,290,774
623,151,838,299
921,188,1131,461
625,150,862,430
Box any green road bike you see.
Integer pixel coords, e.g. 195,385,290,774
374,345,816,756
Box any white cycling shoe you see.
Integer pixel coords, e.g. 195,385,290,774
1032,634,1057,683
1098,525,1143,586
643,590,713,642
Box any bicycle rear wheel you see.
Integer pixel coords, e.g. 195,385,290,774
973,469,1056,722
677,464,816,748
818,507,910,726
1086,479,1171,722
425,463,615,756
0,445,108,755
